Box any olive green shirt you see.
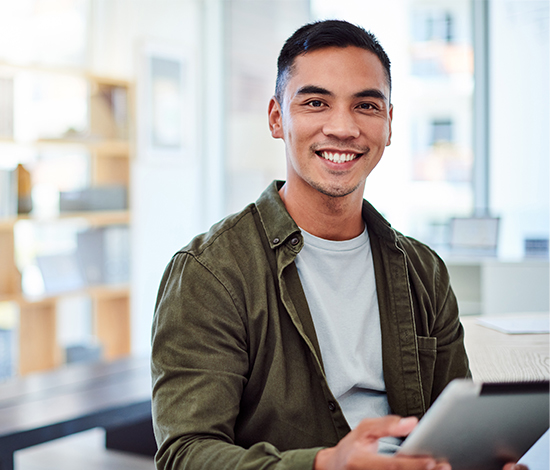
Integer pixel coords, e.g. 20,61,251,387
151,181,470,470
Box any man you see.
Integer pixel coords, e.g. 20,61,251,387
151,20,523,470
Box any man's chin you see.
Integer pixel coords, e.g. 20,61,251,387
311,181,360,199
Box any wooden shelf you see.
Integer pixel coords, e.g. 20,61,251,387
0,60,127,79
0,210,130,230
0,217,18,231
0,74,133,376
0,293,21,303
2,283,132,374
92,140,131,155
19,300,60,374
52,210,130,226
26,284,129,304
0,284,130,305
35,138,130,154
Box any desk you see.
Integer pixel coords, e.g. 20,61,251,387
461,315,549,470
461,315,549,382
0,356,154,470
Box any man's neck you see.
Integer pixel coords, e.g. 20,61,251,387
278,182,365,241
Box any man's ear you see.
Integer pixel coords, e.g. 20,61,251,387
386,104,393,146
268,96,284,139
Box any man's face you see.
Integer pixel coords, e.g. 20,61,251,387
269,46,393,199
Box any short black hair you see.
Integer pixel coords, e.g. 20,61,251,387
275,20,391,104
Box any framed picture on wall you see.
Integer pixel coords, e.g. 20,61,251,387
137,42,196,161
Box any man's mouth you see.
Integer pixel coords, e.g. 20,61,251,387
316,150,363,163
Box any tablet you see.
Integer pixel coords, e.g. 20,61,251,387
397,379,549,470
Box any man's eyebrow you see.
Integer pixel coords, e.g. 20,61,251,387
295,85,333,96
354,88,388,102
295,86,388,103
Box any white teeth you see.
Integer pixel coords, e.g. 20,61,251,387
320,151,357,163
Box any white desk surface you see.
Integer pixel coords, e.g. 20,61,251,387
461,315,549,382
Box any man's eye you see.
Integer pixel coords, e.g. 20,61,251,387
358,103,375,110
307,100,324,107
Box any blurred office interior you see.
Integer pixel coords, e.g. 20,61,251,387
0,0,548,380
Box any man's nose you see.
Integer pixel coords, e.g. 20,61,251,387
322,108,361,140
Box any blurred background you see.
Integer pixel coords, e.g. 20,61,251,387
0,0,548,379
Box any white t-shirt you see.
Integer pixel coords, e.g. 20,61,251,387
295,226,400,453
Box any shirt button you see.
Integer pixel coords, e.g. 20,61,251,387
290,236,300,246
273,237,280,244
328,401,336,412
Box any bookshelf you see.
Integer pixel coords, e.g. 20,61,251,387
0,74,133,376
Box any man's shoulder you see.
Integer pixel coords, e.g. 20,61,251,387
393,231,449,277
177,181,292,263
179,203,260,259
395,231,435,253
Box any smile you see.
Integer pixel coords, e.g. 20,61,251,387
316,151,362,163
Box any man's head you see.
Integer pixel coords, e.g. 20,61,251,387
275,20,391,106
268,21,393,202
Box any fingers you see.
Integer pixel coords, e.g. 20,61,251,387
354,415,419,440
388,416,419,437
356,452,448,470
315,446,443,470
315,415,448,470
503,464,529,470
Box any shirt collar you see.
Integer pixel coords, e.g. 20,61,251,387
255,180,397,249
255,181,300,250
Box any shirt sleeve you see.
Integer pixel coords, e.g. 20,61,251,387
151,252,321,470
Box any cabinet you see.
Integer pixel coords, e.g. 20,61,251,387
446,258,550,316
0,73,133,376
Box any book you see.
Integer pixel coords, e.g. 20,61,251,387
76,225,130,285
0,76,14,139
0,168,17,218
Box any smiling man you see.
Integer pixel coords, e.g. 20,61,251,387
151,20,523,470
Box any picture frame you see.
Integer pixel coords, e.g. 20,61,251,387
137,42,196,161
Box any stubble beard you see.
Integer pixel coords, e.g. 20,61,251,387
307,144,369,198
309,177,362,198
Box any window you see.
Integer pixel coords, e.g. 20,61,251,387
431,119,453,144
414,8,454,43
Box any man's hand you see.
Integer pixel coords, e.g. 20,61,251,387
314,415,449,470
314,415,530,470
503,465,528,470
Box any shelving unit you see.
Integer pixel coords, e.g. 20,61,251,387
0,74,133,376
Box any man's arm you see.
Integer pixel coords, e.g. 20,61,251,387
151,252,321,469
